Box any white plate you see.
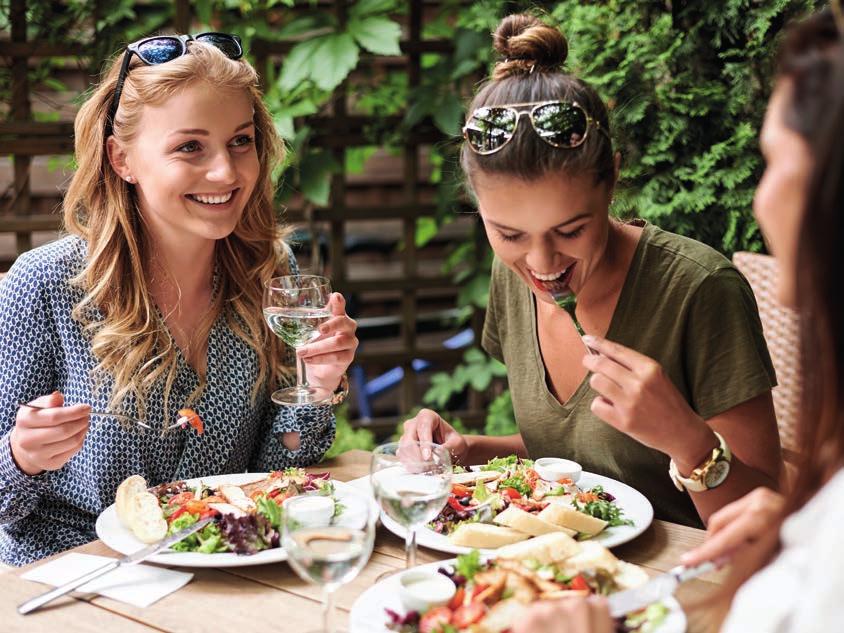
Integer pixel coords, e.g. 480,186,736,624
349,558,686,633
95,473,372,568
380,470,654,555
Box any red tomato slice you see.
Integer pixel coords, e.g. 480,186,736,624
502,487,522,500
419,606,452,633
452,602,486,627
569,574,591,593
448,587,466,610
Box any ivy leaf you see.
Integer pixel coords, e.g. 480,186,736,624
349,16,402,56
312,34,360,91
298,150,340,206
350,0,400,19
278,39,323,92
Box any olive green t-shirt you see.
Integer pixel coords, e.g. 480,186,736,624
481,222,777,528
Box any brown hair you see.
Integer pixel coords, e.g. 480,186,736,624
64,41,291,425
460,14,614,187
710,8,844,622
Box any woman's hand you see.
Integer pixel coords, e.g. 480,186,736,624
9,392,91,476
513,597,614,633
297,292,358,394
681,487,785,567
400,408,469,464
581,335,717,469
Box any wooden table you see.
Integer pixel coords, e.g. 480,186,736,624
3,450,724,633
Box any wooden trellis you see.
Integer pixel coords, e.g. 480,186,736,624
0,0,489,433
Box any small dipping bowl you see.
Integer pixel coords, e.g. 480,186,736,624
534,457,582,483
398,569,456,613
282,494,335,528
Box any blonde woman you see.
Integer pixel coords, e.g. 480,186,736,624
0,34,357,565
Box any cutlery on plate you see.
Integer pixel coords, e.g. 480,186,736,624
17,401,191,432
607,558,725,617
17,516,213,615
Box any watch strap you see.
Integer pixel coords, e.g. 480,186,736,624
669,431,731,492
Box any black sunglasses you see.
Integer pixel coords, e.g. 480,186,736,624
105,32,243,137
462,100,607,155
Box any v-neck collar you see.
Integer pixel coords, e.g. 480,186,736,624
528,221,652,414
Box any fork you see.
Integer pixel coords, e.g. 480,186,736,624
545,279,597,355
16,402,186,431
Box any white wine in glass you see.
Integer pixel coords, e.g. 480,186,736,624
370,441,452,569
263,275,332,406
283,494,376,633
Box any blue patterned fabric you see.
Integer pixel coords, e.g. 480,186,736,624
0,236,336,565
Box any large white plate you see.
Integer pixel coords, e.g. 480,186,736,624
380,470,654,555
95,473,371,568
349,558,685,633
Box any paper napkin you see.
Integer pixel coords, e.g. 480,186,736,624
345,474,374,497
22,552,194,608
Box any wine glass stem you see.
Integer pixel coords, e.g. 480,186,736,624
322,585,336,633
296,349,310,389
405,528,417,568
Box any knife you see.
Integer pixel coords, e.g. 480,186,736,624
608,558,723,618
18,516,213,615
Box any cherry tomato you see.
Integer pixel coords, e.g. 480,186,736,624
178,408,204,434
452,602,486,627
419,606,452,633
569,574,591,593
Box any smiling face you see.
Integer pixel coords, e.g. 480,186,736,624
474,170,613,306
754,79,813,307
111,80,259,249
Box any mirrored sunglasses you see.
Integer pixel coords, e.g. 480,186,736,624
105,32,244,137
462,100,605,155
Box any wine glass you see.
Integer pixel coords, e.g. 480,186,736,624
283,493,376,633
263,275,332,406
370,441,452,569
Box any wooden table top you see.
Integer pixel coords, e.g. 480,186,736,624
3,450,724,633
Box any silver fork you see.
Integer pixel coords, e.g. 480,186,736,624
16,402,187,431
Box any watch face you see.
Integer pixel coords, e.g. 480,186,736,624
704,460,731,489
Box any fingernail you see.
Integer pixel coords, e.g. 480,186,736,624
582,335,597,344
422,448,431,460
319,325,328,334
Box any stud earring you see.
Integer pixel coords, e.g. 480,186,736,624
125,175,135,183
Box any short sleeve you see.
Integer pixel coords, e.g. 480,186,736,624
481,259,504,363
684,267,777,420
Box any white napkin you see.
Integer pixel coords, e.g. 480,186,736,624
22,553,194,608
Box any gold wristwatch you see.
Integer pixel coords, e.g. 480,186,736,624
669,431,732,492
328,373,349,406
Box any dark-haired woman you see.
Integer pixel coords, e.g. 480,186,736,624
401,14,781,528
516,8,844,633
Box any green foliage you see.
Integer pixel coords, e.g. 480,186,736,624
323,405,375,460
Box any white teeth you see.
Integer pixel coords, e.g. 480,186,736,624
531,266,570,281
190,191,234,205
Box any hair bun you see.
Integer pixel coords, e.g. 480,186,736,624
492,14,568,79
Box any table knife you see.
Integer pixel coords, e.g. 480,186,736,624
608,559,721,618
18,516,213,615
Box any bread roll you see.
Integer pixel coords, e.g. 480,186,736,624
449,523,529,548
493,506,576,537
538,504,608,536
129,491,168,543
495,531,580,565
115,475,148,528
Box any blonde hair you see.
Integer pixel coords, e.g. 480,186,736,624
64,41,291,425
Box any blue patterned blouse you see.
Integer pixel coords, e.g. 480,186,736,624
0,236,336,566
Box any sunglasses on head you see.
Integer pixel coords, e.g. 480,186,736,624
462,100,606,155
105,32,243,137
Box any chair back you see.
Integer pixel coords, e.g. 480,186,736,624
733,251,801,461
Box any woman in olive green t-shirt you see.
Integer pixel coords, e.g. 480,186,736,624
401,14,782,528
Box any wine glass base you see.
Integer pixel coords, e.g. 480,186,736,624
271,386,332,406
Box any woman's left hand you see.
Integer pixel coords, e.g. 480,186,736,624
581,334,716,463
513,597,614,633
297,292,358,393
